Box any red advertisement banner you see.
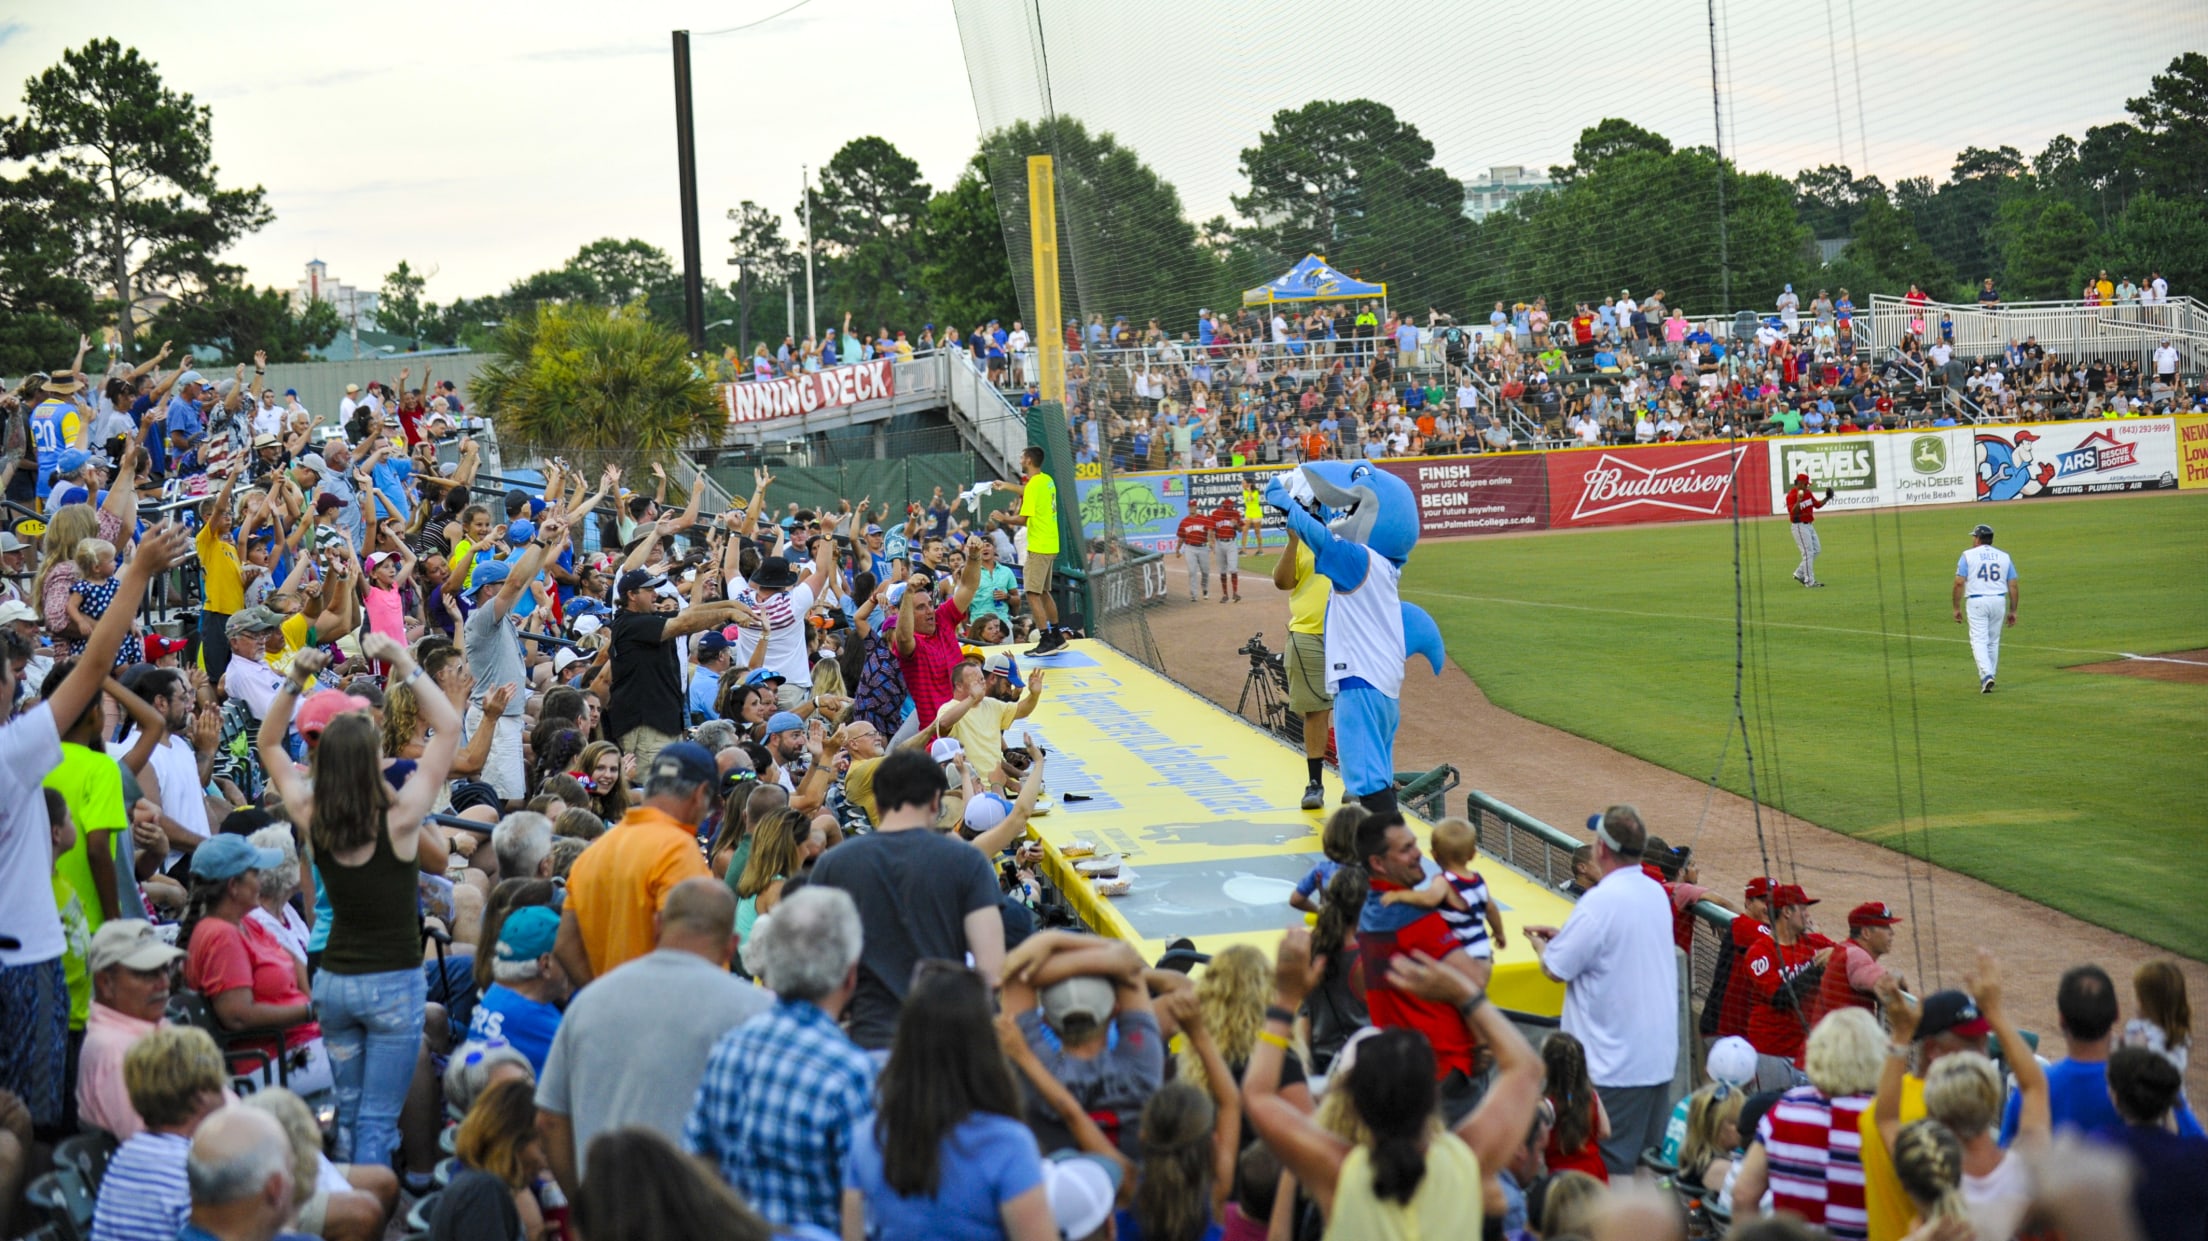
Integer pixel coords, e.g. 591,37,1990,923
1545,441,1770,529
723,360,896,424
1376,456,1549,536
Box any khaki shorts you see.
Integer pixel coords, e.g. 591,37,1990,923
1025,552,1056,596
620,725,677,773
1284,631,1333,714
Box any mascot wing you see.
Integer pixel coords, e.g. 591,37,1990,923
1401,602,1445,676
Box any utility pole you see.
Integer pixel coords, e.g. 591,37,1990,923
801,165,817,343
671,30,707,350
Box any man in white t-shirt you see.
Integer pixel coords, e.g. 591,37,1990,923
1006,322,1031,386
732,541,839,710
2153,340,2180,389
1523,804,1679,1176
117,667,211,872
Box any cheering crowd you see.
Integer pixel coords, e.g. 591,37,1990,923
0,341,2201,1241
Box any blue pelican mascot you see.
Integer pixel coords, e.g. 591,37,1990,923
1264,462,1445,813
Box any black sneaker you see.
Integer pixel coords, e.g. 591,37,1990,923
1981,677,1995,693
1300,781,1324,811
1026,629,1068,657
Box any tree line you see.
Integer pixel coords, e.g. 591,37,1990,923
2,38,2202,377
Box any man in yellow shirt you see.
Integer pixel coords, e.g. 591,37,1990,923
994,446,1066,655
1859,984,1993,1240
554,741,717,986
1272,525,1333,809
195,472,247,684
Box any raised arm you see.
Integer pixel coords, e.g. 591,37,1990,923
1246,928,1354,1214
950,542,982,615
1271,527,1302,592
489,513,569,618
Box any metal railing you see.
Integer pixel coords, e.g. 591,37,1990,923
1464,789,1737,1070
943,352,1029,478
1865,294,2208,368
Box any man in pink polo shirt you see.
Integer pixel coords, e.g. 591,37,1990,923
77,919,186,1138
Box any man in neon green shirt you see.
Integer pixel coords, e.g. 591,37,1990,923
993,446,1065,654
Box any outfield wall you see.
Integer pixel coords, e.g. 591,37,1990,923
1077,414,2193,552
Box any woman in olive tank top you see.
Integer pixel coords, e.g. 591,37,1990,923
260,633,464,1172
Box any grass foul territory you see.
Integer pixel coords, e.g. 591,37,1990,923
1369,491,2204,957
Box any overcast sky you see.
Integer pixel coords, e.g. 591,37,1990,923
3,0,2200,306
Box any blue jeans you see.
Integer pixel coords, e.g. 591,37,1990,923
315,967,426,1170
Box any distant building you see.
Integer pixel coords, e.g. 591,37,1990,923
291,259,379,331
1461,166,1553,222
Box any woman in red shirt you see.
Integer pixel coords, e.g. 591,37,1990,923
181,834,323,1079
1541,1031,1612,1182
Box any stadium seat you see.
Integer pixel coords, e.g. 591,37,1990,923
405,1191,442,1235
53,1130,118,1196
24,1167,93,1241
167,988,296,1089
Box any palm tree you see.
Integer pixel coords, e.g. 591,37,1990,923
472,302,722,469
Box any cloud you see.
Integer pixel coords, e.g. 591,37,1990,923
0,21,26,49
518,41,662,63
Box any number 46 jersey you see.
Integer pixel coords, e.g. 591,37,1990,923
1957,544,2017,594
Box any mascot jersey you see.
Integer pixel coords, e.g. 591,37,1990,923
1325,548,1406,698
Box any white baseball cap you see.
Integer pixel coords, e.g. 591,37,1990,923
928,737,964,765
1706,1035,1758,1088
1043,1150,1121,1239
963,792,1012,833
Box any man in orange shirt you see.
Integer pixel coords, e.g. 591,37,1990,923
555,742,717,985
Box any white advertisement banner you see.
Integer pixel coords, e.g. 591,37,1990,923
1882,429,1974,506
1972,418,2179,500
1766,428,1973,510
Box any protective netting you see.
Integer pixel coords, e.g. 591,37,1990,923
949,0,2208,990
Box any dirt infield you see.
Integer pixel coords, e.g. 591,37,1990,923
2067,648,2208,685
1139,555,2208,1100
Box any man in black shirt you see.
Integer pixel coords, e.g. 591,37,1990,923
809,749,1005,1050
605,568,754,772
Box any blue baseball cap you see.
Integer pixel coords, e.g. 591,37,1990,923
565,596,611,618
528,496,546,518
696,629,730,656
648,741,719,788
766,711,805,736
495,906,560,962
190,834,283,881
467,559,513,598
742,667,785,688
506,519,536,545
55,448,92,476
284,388,298,397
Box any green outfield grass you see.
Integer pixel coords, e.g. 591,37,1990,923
1364,493,2206,957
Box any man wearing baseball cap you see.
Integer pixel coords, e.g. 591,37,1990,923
762,711,808,792
1701,876,1776,1047
686,629,733,725
1858,981,1996,1241
469,905,568,1073
0,529,31,606
556,741,720,986
77,918,188,1138
606,565,754,775
462,512,571,805
1809,901,1904,1027
1741,883,1835,1073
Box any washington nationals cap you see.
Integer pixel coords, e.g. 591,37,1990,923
1770,883,1818,909
1915,989,1991,1041
1847,901,1902,928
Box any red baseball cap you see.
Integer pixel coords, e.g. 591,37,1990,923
1848,901,1902,928
144,634,188,663
1743,877,1775,900
1771,883,1819,909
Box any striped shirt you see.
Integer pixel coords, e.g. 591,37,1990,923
1757,1086,1872,1240
90,1130,191,1241
1440,870,1494,957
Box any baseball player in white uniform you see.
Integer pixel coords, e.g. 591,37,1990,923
1953,522,2019,693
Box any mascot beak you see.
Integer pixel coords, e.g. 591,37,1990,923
1300,466,1380,547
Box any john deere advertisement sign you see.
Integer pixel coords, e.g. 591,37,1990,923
1887,429,1972,506
1769,438,1880,511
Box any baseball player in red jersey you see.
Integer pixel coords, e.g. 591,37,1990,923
1808,901,1904,1027
1785,472,1835,587
1176,511,1213,601
1743,883,1836,1071
1208,502,1244,602
1703,876,1775,1043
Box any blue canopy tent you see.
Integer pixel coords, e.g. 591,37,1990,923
1241,254,1387,309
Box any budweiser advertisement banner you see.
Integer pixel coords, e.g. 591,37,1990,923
1546,441,1770,529
722,360,896,424
1376,456,1549,536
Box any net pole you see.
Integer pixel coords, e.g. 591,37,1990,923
801,165,817,343
1028,155,1065,405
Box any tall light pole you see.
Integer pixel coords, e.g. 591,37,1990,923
800,165,817,343
671,30,707,350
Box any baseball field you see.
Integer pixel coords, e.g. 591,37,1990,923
1380,491,2207,958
